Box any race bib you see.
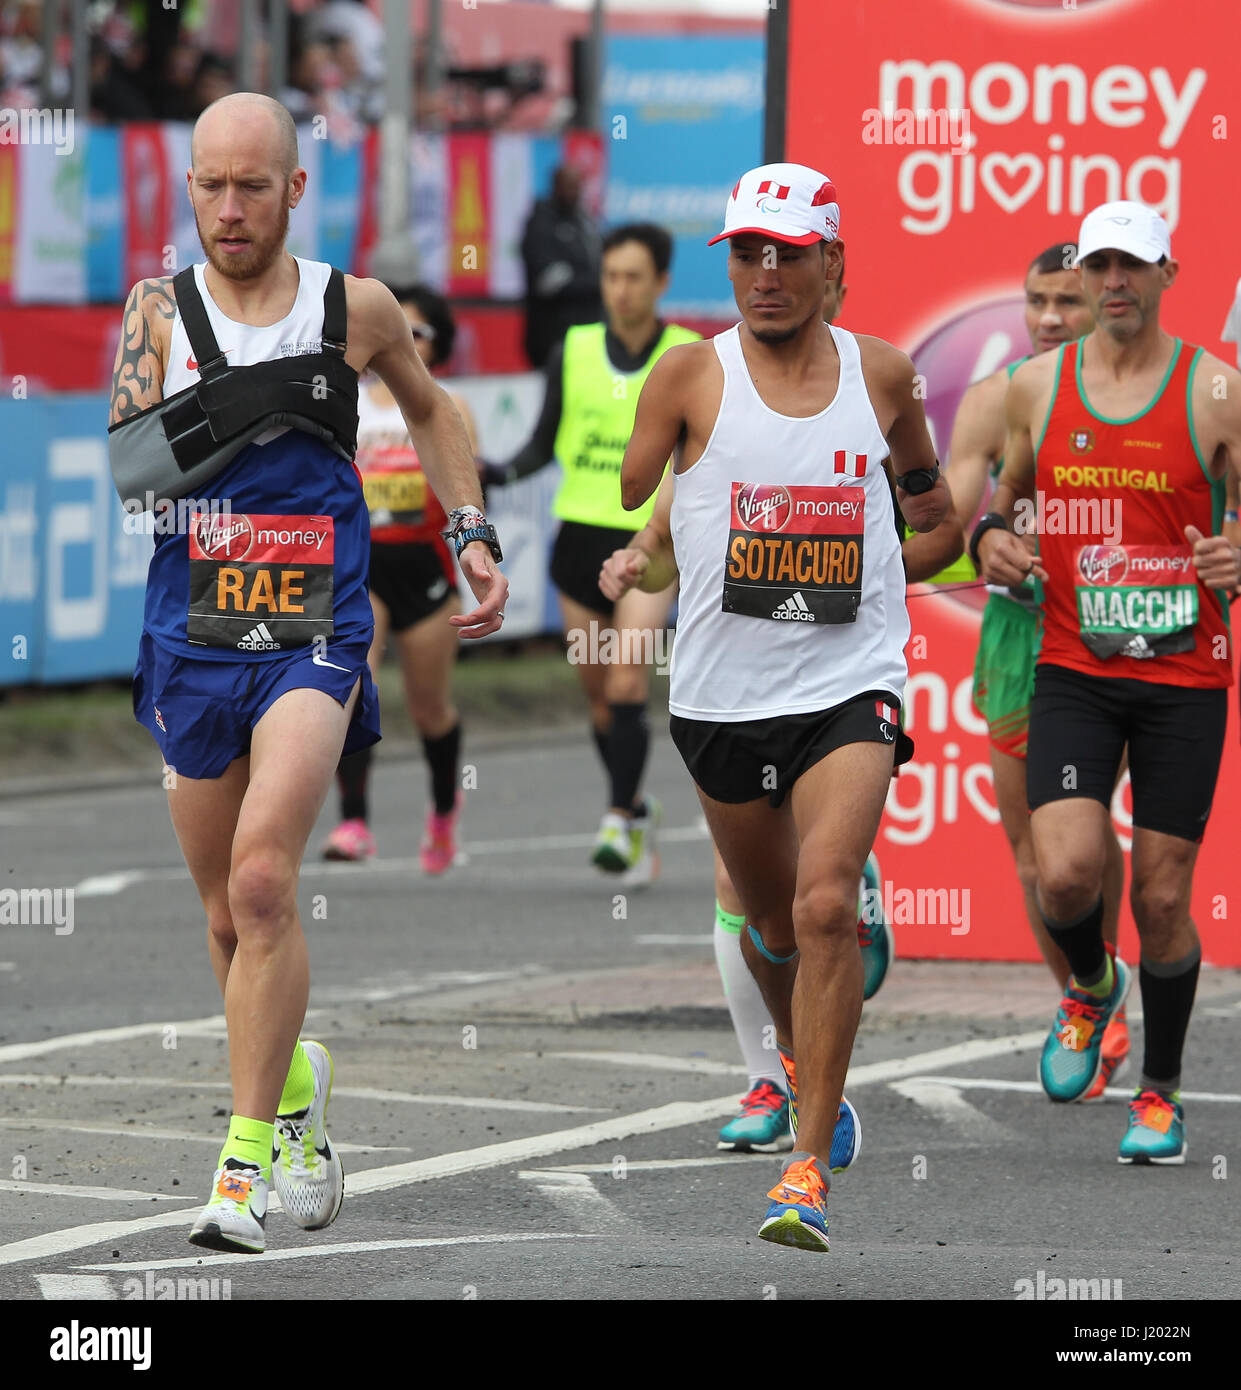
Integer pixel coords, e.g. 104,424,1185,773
187,513,335,651
1074,544,1197,660
361,452,427,528
722,482,864,624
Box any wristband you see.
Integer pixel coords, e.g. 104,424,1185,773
1225,508,1239,524
969,512,1009,569
451,521,503,564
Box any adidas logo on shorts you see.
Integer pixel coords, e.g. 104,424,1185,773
237,622,281,652
771,591,815,622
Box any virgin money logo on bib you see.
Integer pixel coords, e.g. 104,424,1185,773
195,513,254,562
734,483,793,533
1077,545,1128,585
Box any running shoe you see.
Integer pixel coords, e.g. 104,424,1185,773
1039,957,1131,1103
592,812,632,873
1118,1089,1187,1165
623,795,663,886
758,1155,830,1252
272,1040,344,1229
777,1052,860,1173
718,1080,794,1153
1081,1006,1130,1102
188,1158,268,1254
420,792,463,875
322,818,375,862
857,850,893,1000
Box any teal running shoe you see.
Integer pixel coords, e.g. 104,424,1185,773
1118,1089,1187,1165
718,1081,793,1153
857,851,893,1000
1039,957,1132,1103
758,1155,830,1252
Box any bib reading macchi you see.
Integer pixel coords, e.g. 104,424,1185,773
669,324,908,722
724,482,865,624
1074,544,1198,660
187,513,335,650
1036,338,1231,689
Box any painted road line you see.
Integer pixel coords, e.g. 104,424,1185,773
846,1032,1046,1084
544,1051,746,1077
0,1118,407,1153
34,1274,117,1300
0,1016,228,1065
75,1233,605,1272
517,1171,631,1232
633,935,714,946
889,1078,1016,1140
0,1180,183,1202
532,1154,774,1175
911,1075,1241,1104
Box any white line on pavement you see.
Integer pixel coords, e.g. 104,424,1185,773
633,935,714,946
532,1154,775,1174
846,1031,1045,1084
35,1274,118,1300
0,1016,228,1065
71,1232,606,1272
0,1180,183,1202
544,1051,746,1077
517,1170,631,1232
0,1118,407,1152
910,1075,1241,1104
888,1078,1017,1140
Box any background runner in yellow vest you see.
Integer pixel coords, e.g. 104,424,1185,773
945,241,1131,1103
490,223,699,880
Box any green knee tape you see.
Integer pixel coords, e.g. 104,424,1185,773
715,901,745,935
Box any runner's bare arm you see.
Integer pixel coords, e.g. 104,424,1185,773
978,361,1046,586
109,278,176,425
1187,351,1241,588
945,369,1009,528
353,277,507,637
600,469,678,600
901,514,965,585
875,343,951,534
620,345,697,510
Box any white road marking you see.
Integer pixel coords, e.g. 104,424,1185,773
0,1118,406,1152
889,1078,1016,1140
846,1031,1045,1084
912,1075,1241,1104
35,1274,118,1300
633,935,714,946
71,1232,605,1272
0,1015,228,1064
0,962,16,972
74,871,155,897
545,1050,746,1077
0,1179,183,1202
0,1073,603,1115
532,1154,774,1174
517,1170,630,1232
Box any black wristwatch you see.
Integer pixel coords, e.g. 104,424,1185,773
895,463,941,495
969,511,1009,569
452,521,503,564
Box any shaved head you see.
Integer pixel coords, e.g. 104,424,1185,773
192,92,299,180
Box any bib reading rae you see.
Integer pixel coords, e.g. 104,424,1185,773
187,512,335,651
1075,543,1198,660
722,482,865,624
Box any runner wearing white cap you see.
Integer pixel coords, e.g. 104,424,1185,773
975,200,1241,1163
621,162,951,1251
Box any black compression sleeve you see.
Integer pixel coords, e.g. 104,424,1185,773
505,343,565,481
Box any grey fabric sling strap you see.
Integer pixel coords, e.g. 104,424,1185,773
107,264,359,511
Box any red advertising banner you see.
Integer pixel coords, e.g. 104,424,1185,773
0,145,15,307
786,0,1241,965
122,124,173,288
446,133,492,298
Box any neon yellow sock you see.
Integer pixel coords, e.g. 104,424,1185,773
218,1114,274,1181
1075,957,1114,999
278,1041,315,1115
715,901,745,935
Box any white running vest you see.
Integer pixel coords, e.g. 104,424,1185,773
163,257,334,445
668,324,908,720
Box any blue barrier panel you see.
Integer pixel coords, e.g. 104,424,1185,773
0,398,45,686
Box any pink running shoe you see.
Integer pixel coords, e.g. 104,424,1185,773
420,793,463,875
322,818,376,862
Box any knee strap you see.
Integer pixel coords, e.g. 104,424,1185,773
748,924,799,965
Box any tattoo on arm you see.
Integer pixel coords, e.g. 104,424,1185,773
110,278,176,424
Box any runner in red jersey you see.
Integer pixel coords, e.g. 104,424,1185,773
974,201,1241,1163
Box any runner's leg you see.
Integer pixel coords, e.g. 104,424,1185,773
603,583,674,815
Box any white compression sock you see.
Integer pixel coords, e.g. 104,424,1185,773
713,901,783,1091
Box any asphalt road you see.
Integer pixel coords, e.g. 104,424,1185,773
1,726,1238,1315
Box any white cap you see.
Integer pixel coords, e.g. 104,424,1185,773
1075,201,1171,266
708,162,840,247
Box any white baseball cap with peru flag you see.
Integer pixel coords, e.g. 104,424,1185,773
1075,201,1172,266
708,162,840,247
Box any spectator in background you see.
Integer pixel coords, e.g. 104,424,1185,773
310,0,385,88
282,36,333,123
521,165,603,369
90,36,154,121
1223,275,1241,371
189,52,235,117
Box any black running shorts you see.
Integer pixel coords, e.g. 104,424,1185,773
670,689,913,808
369,540,457,633
550,519,635,618
1027,662,1227,843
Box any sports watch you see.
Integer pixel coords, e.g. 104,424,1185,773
444,507,504,563
894,463,941,495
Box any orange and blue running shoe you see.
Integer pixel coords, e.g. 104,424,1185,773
1118,1088,1186,1164
758,1155,830,1252
1082,1006,1130,1102
777,1051,860,1173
